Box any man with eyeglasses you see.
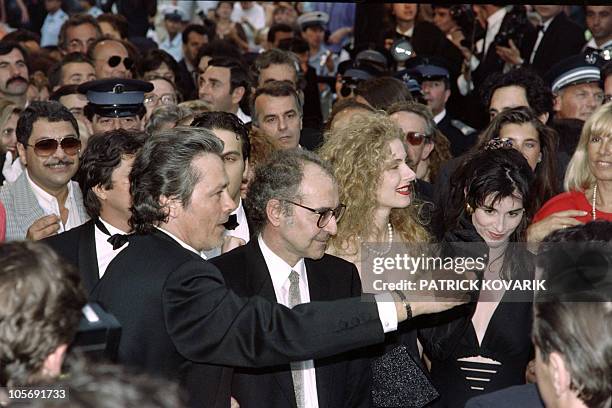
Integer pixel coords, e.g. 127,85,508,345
79,78,153,133
0,101,88,241
92,127,465,407
87,38,133,79
546,53,606,122
211,148,372,408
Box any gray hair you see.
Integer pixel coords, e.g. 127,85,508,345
129,126,224,233
386,101,436,136
250,81,303,127
253,49,299,86
145,105,194,135
245,149,334,234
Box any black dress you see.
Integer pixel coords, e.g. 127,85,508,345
419,217,534,407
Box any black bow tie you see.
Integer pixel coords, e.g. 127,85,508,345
537,24,546,33
94,218,130,250
223,214,239,230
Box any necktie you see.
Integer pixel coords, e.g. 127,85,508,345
94,218,129,250
223,214,239,230
288,270,304,408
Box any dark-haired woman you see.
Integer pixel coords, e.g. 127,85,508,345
421,147,536,407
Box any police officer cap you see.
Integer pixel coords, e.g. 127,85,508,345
164,7,186,22
78,78,153,118
404,56,450,81
297,11,329,31
546,53,604,93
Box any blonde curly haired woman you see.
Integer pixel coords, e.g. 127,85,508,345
318,113,437,407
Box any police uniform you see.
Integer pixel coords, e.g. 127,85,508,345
78,79,153,120
407,57,477,157
545,53,605,95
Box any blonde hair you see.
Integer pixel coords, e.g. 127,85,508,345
0,99,20,129
318,113,430,255
564,103,612,192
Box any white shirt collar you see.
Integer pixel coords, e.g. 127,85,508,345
156,226,208,259
396,25,414,38
433,109,446,124
487,7,507,30
541,17,554,30
26,169,73,209
227,198,250,242
258,234,307,293
585,37,612,50
99,217,129,235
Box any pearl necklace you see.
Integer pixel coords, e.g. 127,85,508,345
591,184,597,221
359,223,394,256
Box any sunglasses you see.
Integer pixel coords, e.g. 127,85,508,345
107,55,134,70
405,131,432,146
26,137,81,157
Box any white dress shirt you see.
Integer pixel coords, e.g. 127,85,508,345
236,107,251,124
529,17,554,64
27,170,85,233
433,109,446,125
94,218,130,278
583,37,612,52
40,8,68,47
259,235,320,408
159,33,184,62
202,199,250,259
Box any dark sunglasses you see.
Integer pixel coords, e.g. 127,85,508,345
26,137,81,157
405,131,432,146
108,55,134,70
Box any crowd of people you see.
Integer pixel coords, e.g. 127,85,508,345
0,2,611,408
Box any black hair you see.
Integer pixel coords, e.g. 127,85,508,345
195,39,243,71
136,49,179,83
267,23,294,44
0,41,29,70
49,84,80,101
48,52,94,90
481,67,553,119
182,24,209,44
191,111,250,161
77,129,146,218
207,56,252,99
16,101,79,146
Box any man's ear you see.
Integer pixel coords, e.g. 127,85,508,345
231,86,246,106
41,343,68,378
538,112,550,124
421,142,435,161
266,198,283,227
92,184,107,201
160,195,180,219
17,143,27,166
443,89,451,104
549,351,572,398
553,93,562,114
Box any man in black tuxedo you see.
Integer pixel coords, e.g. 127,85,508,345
176,24,209,102
212,149,371,408
90,127,464,408
520,6,585,79
44,129,145,294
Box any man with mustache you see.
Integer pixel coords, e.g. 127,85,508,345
211,149,372,408
0,42,30,108
0,101,88,241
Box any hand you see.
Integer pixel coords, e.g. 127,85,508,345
222,236,246,253
26,215,60,240
495,39,523,65
525,359,537,383
448,30,473,60
328,27,351,45
324,52,335,74
408,298,469,318
230,396,240,408
526,210,587,243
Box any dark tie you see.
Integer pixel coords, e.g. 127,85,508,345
223,214,239,230
94,218,130,250
537,24,545,33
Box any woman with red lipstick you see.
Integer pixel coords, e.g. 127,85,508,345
319,113,438,407
532,103,612,240
420,147,536,408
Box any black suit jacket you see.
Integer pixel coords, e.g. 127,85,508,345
436,114,477,157
90,229,384,408
521,13,585,78
44,219,100,295
211,240,372,408
177,59,198,102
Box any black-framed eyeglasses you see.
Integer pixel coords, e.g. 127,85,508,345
26,137,81,157
405,131,432,146
283,200,346,228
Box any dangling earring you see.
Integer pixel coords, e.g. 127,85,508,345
465,203,474,215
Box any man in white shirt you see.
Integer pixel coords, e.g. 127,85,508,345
92,126,464,407
212,148,372,408
40,0,69,47
192,112,251,259
584,6,612,52
45,129,145,294
0,101,88,241
159,8,186,62
199,57,251,123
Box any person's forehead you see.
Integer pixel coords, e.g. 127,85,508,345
59,93,88,106
500,122,539,139
211,128,241,153
67,23,97,37
391,110,427,128
30,119,76,139
491,85,528,106
151,79,174,93
95,41,127,57
564,82,603,93
204,66,231,81
257,94,298,113
63,61,94,73
187,31,206,43
0,48,25,62
300,164,337,201
195,153,228,189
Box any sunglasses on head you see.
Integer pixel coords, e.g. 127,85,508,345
107,55,134,70
26,137,81,157
405,131,432,146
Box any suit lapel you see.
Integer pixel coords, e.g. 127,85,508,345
78,220,100,295
244,240,277,301
14,173,45,233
